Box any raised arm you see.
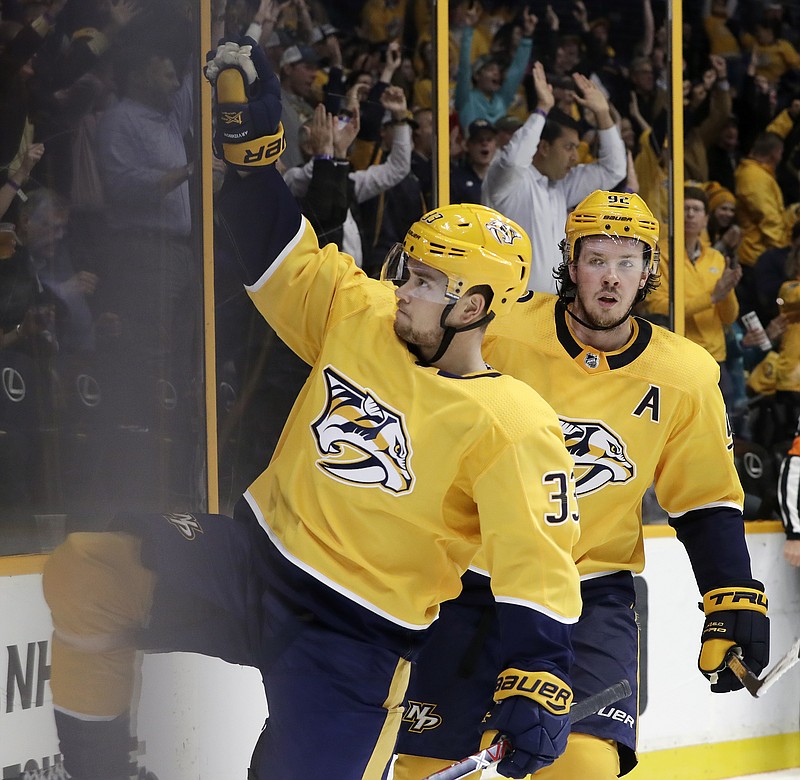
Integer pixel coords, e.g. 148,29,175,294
205,38,302,284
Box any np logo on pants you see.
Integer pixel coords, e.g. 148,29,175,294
164,512,204,541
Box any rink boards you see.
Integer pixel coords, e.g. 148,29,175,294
1,522,798,780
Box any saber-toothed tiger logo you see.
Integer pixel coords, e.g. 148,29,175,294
311,367,414,494
485,217,522,245
560,418,635,495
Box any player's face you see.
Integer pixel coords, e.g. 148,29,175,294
391,259,450,350
570,236,648,329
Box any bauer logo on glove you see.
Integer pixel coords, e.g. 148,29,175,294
494,669,572,715
204,38,286,169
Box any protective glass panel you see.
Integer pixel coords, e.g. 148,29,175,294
0,4,207,555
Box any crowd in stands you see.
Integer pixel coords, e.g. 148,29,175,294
4,0,800,533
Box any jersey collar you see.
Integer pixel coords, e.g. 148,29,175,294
554,302,654,372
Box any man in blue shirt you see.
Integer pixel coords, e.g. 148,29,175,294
456,5,536,130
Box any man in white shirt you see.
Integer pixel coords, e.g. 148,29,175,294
483,62,626,292
283,86,411,268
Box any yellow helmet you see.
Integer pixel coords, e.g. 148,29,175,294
385,204,531,317
564,191,660,274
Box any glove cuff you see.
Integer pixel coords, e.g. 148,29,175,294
703,584,768,616
221,123,286,168
493,669,572,716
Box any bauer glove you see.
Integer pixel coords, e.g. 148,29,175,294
698,579,770,693
204,38,285,169
480,669,571,778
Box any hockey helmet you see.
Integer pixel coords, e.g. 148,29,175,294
563,191,660,275
381,204,531,317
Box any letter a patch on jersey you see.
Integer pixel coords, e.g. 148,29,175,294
311,367,415,494
632,384,661,423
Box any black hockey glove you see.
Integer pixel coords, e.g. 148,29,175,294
481,669,571,778
698,579,770,693
203,38,285,169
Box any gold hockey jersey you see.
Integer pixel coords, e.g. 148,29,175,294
484,293,744,578
243,219,581,629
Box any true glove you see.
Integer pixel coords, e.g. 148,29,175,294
203,38,285,169
481,669,571,778
698,579,770,693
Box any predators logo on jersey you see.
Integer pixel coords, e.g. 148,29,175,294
402,701,443,732
311,367,415,494
561,418,636,495
164,512,204,540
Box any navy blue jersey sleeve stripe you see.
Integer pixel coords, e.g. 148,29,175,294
216,166,303,287
495,602,574,683
670,506,752,593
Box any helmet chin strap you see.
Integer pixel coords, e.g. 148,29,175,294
415,304,495,367
563,299,635,332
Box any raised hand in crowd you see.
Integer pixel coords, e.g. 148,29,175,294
309,103,335,157
522,5,537,38
709,53,728,84
292,0,315,41
380,41,402,85
572,0,589,32
345,81,369,113
545,3,559,32
628,90,650,133
333,103,360,159
532,61,555,114
107,0,141,34
255,0,290,28
700,67,716,93
1,143,45,221
573,71,613,126
380,84,409,122
321,28,343,70
17,143,45,183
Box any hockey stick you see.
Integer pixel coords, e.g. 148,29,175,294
725,638,800,698
421,679,633,780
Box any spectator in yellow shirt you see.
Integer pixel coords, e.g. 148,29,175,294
736,131,790,313
646,187,742,411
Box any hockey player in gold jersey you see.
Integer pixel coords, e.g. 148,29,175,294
394,191,769,779
43,38,583,780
